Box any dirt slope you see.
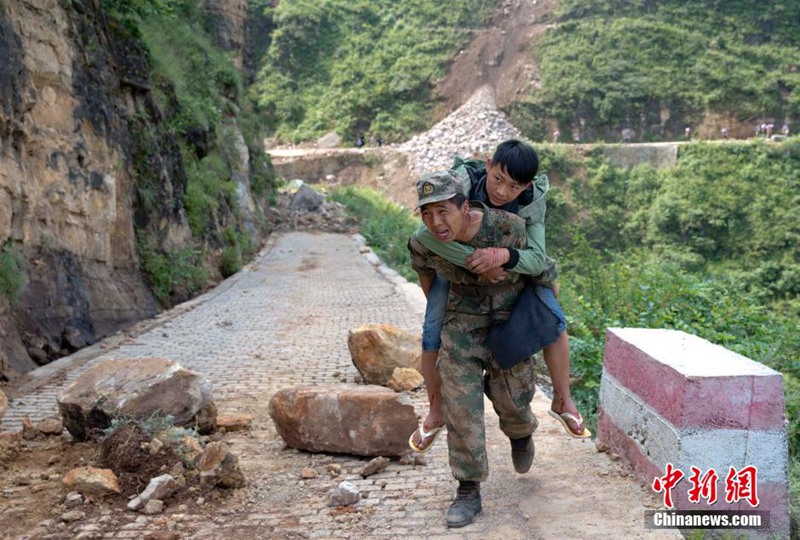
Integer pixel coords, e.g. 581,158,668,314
435,0,557,116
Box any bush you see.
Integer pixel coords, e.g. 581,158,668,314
136,236,208,306
0,243,26,302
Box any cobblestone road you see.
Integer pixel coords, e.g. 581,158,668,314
1,232,678,539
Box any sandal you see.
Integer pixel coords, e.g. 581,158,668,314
548,409,592,438
408,424,445,453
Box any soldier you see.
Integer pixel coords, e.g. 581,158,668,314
408,170,540,528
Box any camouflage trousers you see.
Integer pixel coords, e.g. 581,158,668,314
439,311,538,482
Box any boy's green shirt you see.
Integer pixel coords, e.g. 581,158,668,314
414,156,556,281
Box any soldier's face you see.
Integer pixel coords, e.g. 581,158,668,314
485,159,530,207
420,199,469,242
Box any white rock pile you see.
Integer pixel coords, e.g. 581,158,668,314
396,86,521,175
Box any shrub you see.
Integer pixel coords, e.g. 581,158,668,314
0,243,26,302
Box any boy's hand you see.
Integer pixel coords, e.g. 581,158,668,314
482,267,509,284
552,280,560,299
466,248,510,274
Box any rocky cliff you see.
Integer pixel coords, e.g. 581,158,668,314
0,0,273,379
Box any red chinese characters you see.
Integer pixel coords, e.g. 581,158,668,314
652,463,684,508
652,464,759,508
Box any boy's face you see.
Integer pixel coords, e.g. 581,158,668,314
420,199,468,243
485,159,531,207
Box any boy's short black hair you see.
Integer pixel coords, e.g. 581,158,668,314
492,139,539,185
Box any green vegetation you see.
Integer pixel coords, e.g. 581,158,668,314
0,243,26,302
250,0,499,143
136,235,208,306
329,186,419,281
517,1,800,140
139,13,239,135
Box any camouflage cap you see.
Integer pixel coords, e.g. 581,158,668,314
415,170,460,209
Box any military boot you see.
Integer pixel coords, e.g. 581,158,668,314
445,480,482,528
510,434,535,473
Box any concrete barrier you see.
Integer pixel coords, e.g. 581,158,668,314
598,328,789,538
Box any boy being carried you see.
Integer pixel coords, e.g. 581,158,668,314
409,139,589,454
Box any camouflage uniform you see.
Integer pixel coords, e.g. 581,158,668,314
409,202,538,482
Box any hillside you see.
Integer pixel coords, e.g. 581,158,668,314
251,0,799,144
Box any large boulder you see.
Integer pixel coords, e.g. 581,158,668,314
57,358,215,441
289,184,325,212
269,384,417,457
347,324,421,386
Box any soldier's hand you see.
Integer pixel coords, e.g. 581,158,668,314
482,267,509,284
466,248,509,274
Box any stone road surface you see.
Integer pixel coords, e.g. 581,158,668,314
1,232,679,539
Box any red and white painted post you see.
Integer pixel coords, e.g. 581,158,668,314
598,328,789,538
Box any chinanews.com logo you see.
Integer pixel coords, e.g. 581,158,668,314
646,463,770,530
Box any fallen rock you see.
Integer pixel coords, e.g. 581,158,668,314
127,474,176,512
386,367,424,392
63,467,121,496
328,481,360,507
142,499,165,515
21,416,37,440
60,510,86,522
347,324,422,386
197,441,246,488
57,358,215,441
36,417,63,436
62,326,88,351
216,413,252,432
300,467,318,479
178,436,204,468
64,492,83,508
289,184,325,212
269,384,417,457
359,456,389,478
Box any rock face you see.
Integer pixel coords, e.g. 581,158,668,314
0,389,7,420
57,358,215,441
0,1,162,378
268,384,417,457
0,0,275,380
347,324,422,386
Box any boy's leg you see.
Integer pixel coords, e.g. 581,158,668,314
543,332,586,435
536,285,587,436
411,276,449,451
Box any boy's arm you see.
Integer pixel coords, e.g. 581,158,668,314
414,220,557,284
467,220,549,275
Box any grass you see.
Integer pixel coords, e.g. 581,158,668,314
328,185,418,282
